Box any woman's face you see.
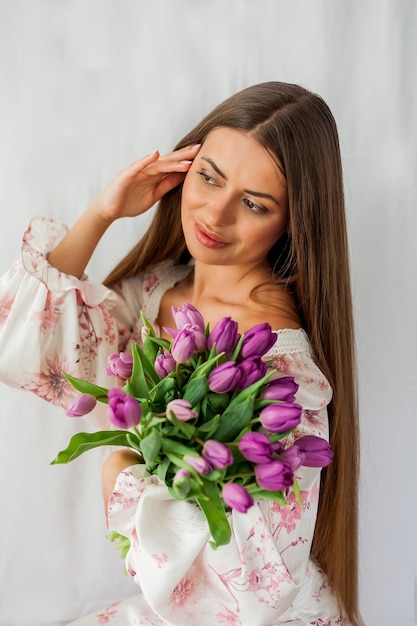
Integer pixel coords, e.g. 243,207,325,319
181,127,289,271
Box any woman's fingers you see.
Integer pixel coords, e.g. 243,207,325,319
95,144,200,221
153,171,188,201
160,143,201,166
126,144,201,179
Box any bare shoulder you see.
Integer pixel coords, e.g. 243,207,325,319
157,275,302,336
239,285,302,333
239,308,301,333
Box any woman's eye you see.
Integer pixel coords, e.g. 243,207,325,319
197,171,218,186
244,198,268,215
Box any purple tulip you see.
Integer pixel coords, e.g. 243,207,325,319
171,328,196,363
262,376,299,402
186,324,207,352
238,431,274,464
184,454,213,475
259,402,302,433
202,440,233,469
105,352,133,379
166,399,198,422
207,317,239,356
208,361,242,394
154,351,176,378
172,303,205,332
280,445,304,472
66,393,97,417
237,357,267,390
172,468,191,498
240,323,277,358
162,325,179,340
106,388,142,429
294,435,334,468
222,483,254,513
271,440,284,454
254,459,294,491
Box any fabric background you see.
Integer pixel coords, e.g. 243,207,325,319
0,1,415,625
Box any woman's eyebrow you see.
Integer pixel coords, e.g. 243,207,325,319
244,189,282,206
201,157,282,207
201,157,227,179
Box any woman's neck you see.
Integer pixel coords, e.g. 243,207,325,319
189,259,272,305
158,259,300,336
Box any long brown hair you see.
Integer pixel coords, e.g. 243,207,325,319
105,82,360,623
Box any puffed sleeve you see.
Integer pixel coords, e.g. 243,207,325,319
106,331,339,626
0,217,145,426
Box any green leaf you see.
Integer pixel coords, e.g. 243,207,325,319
140,429,162,467
144,336,171,351
161,438,194,457
167,472,204,501
149,375,177,404
175,419,197,439
161,411,195,440
62,373,109,402
141,413,165,431
125,432,143,453
200,467,225,483
137,348,161,387
189,352,224,381
164,451,204,486
230,334,244,361
196,480,231,549
140,312,160,363
228,370,274,405
182,376,208,405
206,342,219,361
140,312,157,337
106,531,131,561
292,478,304,509
213,396,255,442
247,487,287,505
129,344,151,399
154,457,171,482
196,413,221,437
207,392,230,413
51,430,132,464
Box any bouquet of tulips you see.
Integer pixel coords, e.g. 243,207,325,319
52,303,333,549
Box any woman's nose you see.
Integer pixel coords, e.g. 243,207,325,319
206,195,235,227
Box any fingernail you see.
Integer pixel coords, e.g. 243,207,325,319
180,160,193,164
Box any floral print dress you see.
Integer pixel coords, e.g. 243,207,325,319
0,217,350,626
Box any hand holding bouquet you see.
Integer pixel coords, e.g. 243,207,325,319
52,304,333,549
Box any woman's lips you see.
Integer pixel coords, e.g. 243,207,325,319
194,223,228,249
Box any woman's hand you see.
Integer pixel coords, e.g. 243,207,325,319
47,144,200,277
90,144,201,222
102,449,143,525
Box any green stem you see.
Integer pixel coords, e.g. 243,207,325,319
175,363,181,390
224,471,255,481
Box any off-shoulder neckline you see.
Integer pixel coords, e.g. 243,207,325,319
141,261,311,356
266,328,311,356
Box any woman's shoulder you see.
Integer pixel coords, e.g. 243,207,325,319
238,286,301,335
266,327,311,356
264,328,333,413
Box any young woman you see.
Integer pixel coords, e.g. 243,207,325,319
0,82,360,625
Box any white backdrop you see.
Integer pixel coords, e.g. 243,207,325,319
0,2,416,625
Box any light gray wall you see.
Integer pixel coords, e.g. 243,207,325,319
0,1,415,624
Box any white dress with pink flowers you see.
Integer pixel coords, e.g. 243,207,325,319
0,217,350,626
